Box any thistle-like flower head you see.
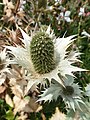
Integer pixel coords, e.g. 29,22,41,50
5,26,85,86
59,76,85,111
38,76,85,111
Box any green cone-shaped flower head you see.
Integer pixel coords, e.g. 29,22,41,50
30,31,55,74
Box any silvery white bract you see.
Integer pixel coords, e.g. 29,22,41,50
37,75,85,111
5,26,85,88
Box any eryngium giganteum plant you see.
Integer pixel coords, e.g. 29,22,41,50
37,75,85,111
6,25,85,92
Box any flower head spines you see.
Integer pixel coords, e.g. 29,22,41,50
30,31,55,74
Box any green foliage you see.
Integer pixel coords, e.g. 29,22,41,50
0,99,12,120
29,112,42,120
5,109,15,120
76,37,90,86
